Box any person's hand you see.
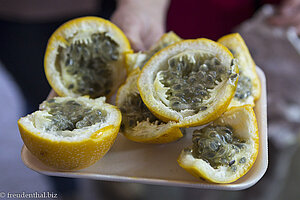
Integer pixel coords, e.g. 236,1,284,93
269,0,300,34
111,0,170,51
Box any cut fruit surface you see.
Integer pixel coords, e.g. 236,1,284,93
218,33,261,108
138,39,239,127
116,68,182,144
178,106,259,183
18,96,121,170
125,31,182,73
44,16,132,98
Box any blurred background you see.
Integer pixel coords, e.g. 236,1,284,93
0,0,300,199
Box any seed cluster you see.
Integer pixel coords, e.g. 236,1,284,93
235,74,252,100
192,125,247,170
228,49,253,100
160,55,228,112
120,94,162,130
59,33,119,97
45,99,106,131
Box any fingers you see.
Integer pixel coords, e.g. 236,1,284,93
124,22,147,51
122,18,165,51
269,0,300,28
110,1,167,52
112,17,163,52
269,12,300,27
142,25,165,50
295,21,300,35
279,0,300,15
111,11,146,51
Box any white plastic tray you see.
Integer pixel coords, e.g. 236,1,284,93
21,67,268,190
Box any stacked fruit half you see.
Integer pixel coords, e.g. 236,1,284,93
18,17,131,170
123,33,261,183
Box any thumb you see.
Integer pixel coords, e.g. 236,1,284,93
125,27,146,52
128,34,146,52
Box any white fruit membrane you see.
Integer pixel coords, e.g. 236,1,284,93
19,97,120,142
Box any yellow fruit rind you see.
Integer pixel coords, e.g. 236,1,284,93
18,122,120,171
124,124,183,144
138,38,238,127
218,33,261,103
44,16,132,98
177,106,259,183
18,97,122,171
116,68,183,144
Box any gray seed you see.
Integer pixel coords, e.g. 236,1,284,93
209,140,221,152
218,148,226,156
188,76,197,84
209,131,217,138
173,84,181,90
205,152,216,158
239,157,246,164
68,84,74,89
213,58,221,65
231,165,237,172
236,143,245,149
224,133,233,143
169,59,176,69
199,106,207,111
229,160,235,166
171,101,180,108
200,64,209,72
